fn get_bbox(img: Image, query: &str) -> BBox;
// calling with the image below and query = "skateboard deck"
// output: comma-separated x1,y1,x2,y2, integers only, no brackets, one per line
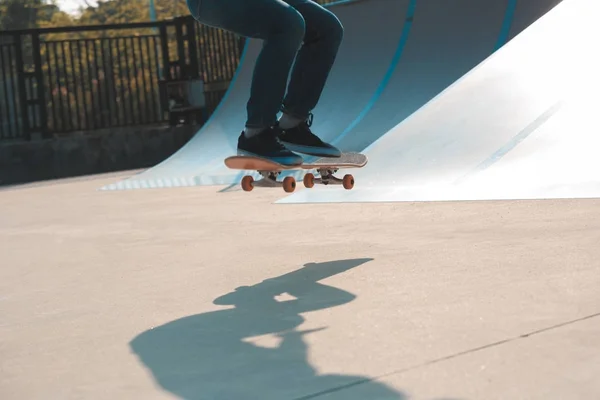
224,152,368,193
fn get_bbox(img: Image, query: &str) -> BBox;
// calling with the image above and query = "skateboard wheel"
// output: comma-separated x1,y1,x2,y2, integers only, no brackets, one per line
283,176,296,193
342,174,354,190
241,175,254,192
303,173,315,188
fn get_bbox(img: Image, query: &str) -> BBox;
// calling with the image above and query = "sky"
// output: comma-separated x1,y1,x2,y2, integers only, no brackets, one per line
55,0,98,15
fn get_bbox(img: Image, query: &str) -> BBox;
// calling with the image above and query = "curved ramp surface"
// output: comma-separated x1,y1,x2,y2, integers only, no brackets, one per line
279,0,600,204
104,0,554,190
103,0,409,190
329,0,563,151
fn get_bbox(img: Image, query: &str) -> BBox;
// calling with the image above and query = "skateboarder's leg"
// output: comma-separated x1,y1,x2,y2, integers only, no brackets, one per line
281,0,343,121
186,0,304,165
277,0,344,157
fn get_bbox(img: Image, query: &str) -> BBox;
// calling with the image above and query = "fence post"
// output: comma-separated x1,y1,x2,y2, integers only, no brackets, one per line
174,17,186,79
31,32,48,139
185,16,199,79
12,33,31,141
159,23,171,80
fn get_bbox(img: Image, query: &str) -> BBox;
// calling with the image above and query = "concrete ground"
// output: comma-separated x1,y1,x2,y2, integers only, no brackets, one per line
1,172,599,400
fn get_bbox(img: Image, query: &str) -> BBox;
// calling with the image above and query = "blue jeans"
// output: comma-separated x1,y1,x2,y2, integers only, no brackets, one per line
186,0,344,128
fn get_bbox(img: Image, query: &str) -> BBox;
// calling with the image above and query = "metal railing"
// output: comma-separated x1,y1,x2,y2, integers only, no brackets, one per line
0,16,243,140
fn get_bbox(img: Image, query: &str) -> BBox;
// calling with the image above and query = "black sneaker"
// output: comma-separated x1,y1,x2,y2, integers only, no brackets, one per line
237,126,303,166
278,114,342,158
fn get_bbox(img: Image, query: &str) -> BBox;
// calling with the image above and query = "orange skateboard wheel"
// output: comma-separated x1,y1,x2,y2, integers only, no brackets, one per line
241,175,254,191
303,173,315,188
283,176,296,193
342,174,354,190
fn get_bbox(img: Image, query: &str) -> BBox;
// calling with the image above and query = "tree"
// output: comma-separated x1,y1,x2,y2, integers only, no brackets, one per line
0,0,64,31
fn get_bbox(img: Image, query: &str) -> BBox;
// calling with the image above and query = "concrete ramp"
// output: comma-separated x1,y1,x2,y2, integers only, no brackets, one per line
103,0,559,190
280,0,600,204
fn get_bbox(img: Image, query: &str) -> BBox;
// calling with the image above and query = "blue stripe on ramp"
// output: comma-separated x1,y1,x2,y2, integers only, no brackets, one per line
330,0,418,147
456,100,563,184
495,0,518,50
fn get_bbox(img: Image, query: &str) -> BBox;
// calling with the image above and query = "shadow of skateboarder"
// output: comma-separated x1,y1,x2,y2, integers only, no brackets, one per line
129,258,407,399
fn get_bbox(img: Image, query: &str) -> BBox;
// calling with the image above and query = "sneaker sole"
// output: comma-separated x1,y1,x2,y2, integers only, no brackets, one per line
236,149,303,166
279,142,342,158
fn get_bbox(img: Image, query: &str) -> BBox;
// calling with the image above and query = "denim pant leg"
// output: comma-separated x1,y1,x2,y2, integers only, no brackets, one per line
186,0,306,128
281,0,344,120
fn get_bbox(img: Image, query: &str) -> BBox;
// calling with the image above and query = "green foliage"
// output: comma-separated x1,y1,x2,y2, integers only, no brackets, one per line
0,0,64,31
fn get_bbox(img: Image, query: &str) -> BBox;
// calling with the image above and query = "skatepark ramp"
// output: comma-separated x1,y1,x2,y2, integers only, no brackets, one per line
280,0,600,204
103,0,559,190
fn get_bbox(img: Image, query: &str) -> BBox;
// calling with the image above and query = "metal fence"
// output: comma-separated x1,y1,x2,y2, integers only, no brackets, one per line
0,16,243,141
43,35,162,132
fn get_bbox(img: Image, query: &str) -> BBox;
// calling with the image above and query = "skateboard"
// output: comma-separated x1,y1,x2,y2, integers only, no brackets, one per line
224,152,368,193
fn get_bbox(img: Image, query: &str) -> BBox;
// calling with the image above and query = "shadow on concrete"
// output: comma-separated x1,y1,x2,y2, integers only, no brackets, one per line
129,258,407,399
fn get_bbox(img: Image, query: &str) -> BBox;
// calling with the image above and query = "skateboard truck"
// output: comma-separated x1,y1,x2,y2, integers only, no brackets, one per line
303,168,354,190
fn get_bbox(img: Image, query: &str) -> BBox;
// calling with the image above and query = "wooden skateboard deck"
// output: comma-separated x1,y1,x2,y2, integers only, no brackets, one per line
224,152,367,193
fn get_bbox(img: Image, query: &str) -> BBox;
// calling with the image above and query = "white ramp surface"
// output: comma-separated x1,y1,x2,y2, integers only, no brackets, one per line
280,0,600,204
